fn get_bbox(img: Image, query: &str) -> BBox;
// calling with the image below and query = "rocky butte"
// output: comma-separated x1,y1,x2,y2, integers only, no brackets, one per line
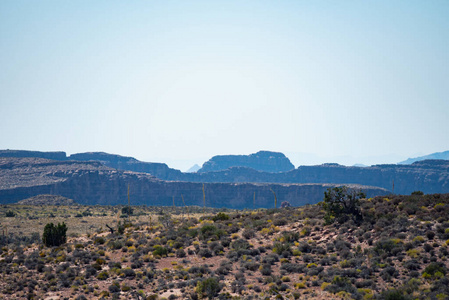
197,150,295,173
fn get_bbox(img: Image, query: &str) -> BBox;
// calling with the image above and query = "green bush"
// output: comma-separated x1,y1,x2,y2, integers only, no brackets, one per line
380,289,409,300
213,212,230,222
196,277,221,299
422,262,446,280
42,222,67,247
152,245,168,257
272,242,291,256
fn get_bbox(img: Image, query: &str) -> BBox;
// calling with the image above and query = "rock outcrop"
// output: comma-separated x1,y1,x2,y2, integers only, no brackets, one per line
0,157,389,208
2,150,449,196
198,151,295,173
68,152,184,179
186,161,449,195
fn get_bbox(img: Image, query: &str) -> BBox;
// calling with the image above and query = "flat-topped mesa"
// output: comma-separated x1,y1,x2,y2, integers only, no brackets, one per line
68,152,183,179
0,149,67,161
198,150,295,173
0,157,389,208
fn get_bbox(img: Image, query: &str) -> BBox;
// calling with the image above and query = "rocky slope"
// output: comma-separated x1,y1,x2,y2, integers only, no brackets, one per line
198,150,295,173
0,157,388,208
1,193,448,299
17,194,76,205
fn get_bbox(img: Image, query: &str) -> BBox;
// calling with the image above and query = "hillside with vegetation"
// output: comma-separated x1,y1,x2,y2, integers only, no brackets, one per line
1,191,448,299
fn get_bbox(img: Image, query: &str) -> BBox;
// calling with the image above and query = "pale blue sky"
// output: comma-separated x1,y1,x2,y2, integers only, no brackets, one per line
1,1,448,171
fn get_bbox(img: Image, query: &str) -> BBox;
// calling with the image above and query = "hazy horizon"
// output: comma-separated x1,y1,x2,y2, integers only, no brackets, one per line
1,1,448,172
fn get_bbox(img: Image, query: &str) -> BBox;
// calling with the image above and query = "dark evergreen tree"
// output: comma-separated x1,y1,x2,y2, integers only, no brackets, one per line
42,222,67,247
322,186,365,225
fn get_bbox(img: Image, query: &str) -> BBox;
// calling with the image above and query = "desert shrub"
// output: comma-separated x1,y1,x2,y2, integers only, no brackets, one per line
108,261,122,269
5,210,15,217
231,239,250,251
97,271,109,280
379,289,410,300
324,275,357,296
381,266,398,281
187,228,199,239
220,236,231,248
423,243,433,252
82,209,92,217
216,260,232,275
208,241,223,254
280,263,305,274
281,231,300,243
261,253,279,265
426,231,436,240
422,262,446,280
404,259,421,271
94,237,105,245
298,242,312,253
199,225,225,241
122,268,136,278
85,265,97,278
260,264,272,276
272,242,291,256
176,249,186,258
197,248,212,258
121,206,133,215
242,261,259,271
42,222,67,247
108,282,120,293
212,212,229,222
374,239,402,256
108,240,123,250
242,228,256,239
152,245,168,257
130,260,143,269
190,264,209,273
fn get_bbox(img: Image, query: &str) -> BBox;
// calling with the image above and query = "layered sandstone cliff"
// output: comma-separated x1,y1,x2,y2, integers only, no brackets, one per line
0,157,388,208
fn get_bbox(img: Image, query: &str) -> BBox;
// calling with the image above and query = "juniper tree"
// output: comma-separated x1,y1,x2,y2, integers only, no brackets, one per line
322,186,365,225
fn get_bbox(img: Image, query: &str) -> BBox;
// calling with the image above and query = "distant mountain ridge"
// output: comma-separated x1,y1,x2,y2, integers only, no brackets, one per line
1,150,449,196
198,150,295,173
186,164,201,173
399,150,449,164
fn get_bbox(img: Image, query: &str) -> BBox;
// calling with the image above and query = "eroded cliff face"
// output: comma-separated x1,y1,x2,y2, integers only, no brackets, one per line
2,150,448,196
63,152,449,195
0,157,389,208
68,152,184,179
